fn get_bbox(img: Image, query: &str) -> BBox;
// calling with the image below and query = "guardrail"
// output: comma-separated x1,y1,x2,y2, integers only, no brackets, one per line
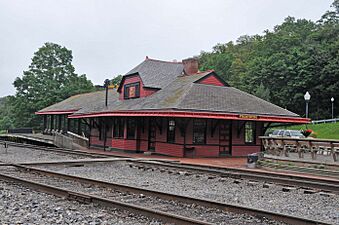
311,118,339,124
259,136,339,162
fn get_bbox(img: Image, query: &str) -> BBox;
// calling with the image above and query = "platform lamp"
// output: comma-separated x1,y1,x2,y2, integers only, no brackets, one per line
304,91,311,118
331,97,334,120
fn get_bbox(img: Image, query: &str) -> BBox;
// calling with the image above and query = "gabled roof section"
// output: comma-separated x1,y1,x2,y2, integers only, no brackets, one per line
194,71,229,87
122,58,184,90
36,90,119,115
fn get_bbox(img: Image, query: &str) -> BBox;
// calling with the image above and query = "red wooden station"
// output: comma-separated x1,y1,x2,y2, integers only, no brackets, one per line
36,57,308,157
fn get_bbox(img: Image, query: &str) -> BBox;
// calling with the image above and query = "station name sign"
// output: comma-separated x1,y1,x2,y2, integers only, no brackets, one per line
238,114,258,119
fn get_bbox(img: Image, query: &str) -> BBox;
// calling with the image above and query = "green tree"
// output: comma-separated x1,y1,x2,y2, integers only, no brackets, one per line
254,83,270,101
0,96,15,130
111,75,123,86
12,42,95,128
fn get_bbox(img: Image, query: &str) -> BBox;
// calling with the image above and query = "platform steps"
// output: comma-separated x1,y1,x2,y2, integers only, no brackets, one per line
257,158,339,179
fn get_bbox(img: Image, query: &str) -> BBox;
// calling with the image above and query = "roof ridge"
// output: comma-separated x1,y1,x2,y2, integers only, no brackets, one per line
145,56,183,64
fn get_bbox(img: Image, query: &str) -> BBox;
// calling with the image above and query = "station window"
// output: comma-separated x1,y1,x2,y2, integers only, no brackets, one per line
244,121,255,144
113,118,124,138
167,119,176,143
124,82,140,99
193,119,207,144
126,118,136,139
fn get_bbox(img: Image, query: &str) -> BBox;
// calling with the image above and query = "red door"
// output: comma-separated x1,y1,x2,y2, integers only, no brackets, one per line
148,119,156,151
219,121,232,156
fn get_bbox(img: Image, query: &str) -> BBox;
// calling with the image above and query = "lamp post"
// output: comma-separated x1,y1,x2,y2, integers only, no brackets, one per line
103,79,110,151
104,79,110,107
304,91,311,118
331,97,334,119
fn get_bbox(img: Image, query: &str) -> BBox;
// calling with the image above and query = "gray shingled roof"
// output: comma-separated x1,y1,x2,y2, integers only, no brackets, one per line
39,58,300,118
38,90,119,113
125,58,184,89
72,73,299,118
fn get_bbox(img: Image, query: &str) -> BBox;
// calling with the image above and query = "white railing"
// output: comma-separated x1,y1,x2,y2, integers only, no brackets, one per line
311,118,339,124
67,131,89,148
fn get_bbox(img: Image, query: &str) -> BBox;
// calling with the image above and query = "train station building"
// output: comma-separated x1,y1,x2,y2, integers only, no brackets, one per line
36,57,308,157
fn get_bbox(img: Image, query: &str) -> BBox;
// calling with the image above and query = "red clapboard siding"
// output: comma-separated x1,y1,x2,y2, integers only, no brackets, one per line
232,146,261,156
197,74,225,86
119,75,157,100
112,139,137,150
90,137,112,147
156,143,184,157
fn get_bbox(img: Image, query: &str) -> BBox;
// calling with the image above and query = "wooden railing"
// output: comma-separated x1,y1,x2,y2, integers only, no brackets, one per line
259,136,339,162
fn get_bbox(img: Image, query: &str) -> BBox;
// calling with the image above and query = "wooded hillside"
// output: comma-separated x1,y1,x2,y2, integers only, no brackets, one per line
199,0,338,119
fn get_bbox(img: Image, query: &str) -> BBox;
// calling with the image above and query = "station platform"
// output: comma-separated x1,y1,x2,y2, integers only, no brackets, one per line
0,133,54,145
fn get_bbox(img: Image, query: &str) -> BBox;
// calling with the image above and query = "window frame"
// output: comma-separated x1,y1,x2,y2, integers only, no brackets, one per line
124,82,140,99
126,118,136,139
244,121,256,144
192,119,207,144
113,118,124,139
167,118,176,143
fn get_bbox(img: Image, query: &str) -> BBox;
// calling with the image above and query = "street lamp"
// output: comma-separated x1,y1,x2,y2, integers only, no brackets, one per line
304,91,311,118
331,97,334,119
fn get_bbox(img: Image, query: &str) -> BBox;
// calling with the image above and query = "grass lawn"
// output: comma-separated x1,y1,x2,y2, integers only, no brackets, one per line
277,122,339,139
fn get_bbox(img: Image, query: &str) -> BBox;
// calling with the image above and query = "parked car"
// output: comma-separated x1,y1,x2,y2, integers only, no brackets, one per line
269,129,305,138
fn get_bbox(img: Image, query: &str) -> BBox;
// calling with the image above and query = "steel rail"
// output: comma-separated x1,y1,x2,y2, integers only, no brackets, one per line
0,172,211,225
1,140,338,193
130,161,339,194
1,163,330,225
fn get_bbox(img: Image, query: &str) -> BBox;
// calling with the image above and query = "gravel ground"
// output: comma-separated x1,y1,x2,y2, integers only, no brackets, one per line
0,146,90,163
37,161,339,224
1,166,284,225
0,180,161,225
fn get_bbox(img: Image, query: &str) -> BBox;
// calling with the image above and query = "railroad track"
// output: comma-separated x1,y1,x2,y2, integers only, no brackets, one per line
0,162,330,225
0,140,109,158
1,140,338,193
129,160,339,194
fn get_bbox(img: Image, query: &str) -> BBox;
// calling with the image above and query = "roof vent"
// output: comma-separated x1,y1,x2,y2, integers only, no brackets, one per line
182,58,198,75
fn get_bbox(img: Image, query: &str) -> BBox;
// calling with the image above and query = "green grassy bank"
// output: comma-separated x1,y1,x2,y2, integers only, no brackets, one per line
277,122,339,139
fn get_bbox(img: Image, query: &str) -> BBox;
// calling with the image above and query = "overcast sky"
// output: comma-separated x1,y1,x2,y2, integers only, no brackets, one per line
0,0,333,97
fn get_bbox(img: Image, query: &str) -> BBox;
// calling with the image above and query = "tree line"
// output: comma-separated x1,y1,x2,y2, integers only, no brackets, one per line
0,1,338,131
0,43,95,130
198,0,338,119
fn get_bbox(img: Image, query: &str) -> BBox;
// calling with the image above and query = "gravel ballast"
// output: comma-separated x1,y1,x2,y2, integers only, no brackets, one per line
0,146,90,163
1,166,284,225
37,161,339,224
0,180,161,225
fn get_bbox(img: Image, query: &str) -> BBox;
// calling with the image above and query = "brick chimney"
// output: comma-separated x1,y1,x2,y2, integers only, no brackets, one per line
182,58,199,75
